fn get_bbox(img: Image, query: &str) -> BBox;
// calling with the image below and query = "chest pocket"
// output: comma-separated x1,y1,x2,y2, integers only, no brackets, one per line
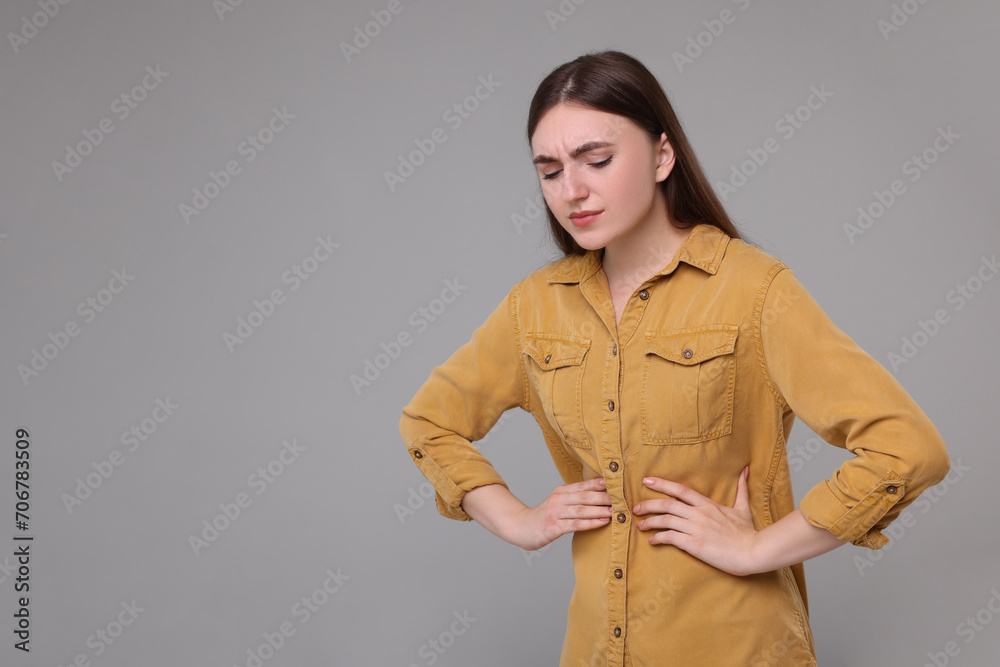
640,325,739,445
523,333,591,449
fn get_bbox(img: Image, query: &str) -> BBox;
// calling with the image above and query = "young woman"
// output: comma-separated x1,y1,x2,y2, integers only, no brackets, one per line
399,50,950,666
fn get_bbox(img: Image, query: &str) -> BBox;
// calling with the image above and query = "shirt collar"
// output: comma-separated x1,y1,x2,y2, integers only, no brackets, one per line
546,223,731,285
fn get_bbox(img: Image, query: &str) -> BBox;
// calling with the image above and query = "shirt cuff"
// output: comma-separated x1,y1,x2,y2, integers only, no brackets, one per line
799,469,908,549
407,444,509,521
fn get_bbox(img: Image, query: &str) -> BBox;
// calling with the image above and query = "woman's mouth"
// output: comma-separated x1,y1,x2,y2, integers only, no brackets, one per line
569,210,603,227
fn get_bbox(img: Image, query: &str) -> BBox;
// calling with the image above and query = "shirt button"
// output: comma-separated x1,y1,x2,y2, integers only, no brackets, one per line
413,451,423,459
887,485,897,494
617,512,626,523
544,353,551,363
682,348,694,359
612,344,617,355
614,568,623,579
608,400,615,411
609,461,619,472
638,289,649,300
614,627,622,638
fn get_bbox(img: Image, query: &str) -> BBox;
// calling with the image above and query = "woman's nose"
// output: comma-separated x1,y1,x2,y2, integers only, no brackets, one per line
560,166,588,202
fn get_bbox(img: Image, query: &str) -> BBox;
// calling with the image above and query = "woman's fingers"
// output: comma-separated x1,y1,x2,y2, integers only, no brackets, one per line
636,513,688,533
733,466,750,511
557,479,612,508
568,517,612,531
569,490,612,506
562,477,607,493
639,477,707,506
632,496,695,520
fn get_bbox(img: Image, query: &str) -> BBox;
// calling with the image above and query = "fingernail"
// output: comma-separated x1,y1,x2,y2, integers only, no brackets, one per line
643,478,653,485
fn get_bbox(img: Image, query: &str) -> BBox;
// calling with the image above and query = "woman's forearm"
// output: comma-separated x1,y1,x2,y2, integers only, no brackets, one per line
462,478,614,551
749,509,847,573
461,484,529,545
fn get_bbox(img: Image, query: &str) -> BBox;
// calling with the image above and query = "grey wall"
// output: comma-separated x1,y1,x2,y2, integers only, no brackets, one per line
1,1,997,665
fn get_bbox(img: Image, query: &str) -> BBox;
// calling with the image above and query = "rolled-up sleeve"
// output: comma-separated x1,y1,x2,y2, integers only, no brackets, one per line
756,265,951,549
399,282,527,521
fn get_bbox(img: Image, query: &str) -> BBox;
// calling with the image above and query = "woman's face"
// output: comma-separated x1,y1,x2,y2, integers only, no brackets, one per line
530,103,675,251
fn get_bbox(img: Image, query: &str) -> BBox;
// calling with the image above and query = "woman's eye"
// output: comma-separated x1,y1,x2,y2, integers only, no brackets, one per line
541,156,612,181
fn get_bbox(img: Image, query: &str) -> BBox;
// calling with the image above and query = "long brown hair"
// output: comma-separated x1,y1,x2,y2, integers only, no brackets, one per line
526,50,743,255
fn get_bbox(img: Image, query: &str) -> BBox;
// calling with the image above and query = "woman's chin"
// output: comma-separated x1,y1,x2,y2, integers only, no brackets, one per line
566,229,609,251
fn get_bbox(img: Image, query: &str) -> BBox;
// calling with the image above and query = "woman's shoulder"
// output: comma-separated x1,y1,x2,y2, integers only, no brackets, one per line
515,249,602,290
720,235,789,279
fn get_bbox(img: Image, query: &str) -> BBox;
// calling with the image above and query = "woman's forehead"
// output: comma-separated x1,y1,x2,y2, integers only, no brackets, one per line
531,105,634,154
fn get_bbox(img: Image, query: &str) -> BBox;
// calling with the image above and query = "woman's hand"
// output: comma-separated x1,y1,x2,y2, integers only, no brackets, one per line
632,466,760,576
513,477,613,551
462,478,612,552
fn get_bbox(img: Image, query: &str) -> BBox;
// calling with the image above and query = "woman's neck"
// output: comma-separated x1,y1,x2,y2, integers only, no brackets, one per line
601,220,693,294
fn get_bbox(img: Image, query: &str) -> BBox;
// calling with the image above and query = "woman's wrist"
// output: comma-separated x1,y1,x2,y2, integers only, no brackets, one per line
461,484,530,547
746,509,847,574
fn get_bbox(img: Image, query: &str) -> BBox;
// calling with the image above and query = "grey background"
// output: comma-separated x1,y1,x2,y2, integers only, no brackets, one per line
1,0,997,665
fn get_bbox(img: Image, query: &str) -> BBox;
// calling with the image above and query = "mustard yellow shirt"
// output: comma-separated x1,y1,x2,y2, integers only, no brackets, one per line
399,223,950,666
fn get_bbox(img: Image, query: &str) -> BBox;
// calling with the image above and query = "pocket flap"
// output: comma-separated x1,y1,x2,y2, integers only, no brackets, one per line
644,325,739,365
524,333,591,369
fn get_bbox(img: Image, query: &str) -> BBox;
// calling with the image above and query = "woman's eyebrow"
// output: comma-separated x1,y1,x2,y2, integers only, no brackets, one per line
532,141,614,165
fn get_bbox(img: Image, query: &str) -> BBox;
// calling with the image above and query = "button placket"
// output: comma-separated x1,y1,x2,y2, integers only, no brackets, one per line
603,329,628,666
582,273,646,667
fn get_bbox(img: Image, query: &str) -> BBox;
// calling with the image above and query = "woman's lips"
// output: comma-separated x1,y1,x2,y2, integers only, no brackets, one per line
569,210,603,227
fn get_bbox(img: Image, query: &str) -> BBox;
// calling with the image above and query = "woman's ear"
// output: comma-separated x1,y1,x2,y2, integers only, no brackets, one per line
654,132,676,183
